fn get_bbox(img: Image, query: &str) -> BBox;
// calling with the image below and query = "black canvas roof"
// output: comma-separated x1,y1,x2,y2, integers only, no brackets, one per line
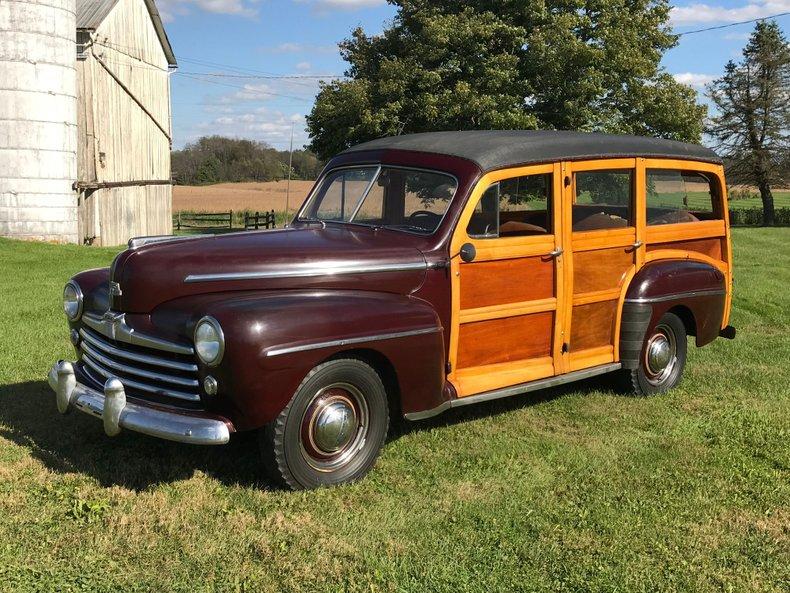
341,130,721,171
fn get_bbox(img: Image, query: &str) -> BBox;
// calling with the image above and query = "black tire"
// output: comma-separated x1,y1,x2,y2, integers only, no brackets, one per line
626,311,688,396
259,358,389,490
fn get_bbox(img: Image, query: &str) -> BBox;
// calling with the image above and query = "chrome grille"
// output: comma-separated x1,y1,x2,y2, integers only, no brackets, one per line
78,327,201,403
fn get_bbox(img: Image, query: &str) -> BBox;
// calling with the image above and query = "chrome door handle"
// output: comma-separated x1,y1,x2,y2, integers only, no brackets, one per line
548,247,563,258
631,241,643,249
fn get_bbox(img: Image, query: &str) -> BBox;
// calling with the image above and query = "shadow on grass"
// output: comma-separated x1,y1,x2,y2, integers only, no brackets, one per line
0,373,621,491
390,373,623,439
0,380,271,491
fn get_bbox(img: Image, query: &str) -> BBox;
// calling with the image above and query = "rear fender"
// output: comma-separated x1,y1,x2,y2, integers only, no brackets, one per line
620,260,726,369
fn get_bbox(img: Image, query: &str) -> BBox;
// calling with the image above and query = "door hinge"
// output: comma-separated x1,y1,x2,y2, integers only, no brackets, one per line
564,175,571,187
561,342,569,354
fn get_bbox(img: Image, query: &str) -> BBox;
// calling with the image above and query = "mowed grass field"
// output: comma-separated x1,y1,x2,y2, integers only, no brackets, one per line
0,229,788,592
173,180,316,214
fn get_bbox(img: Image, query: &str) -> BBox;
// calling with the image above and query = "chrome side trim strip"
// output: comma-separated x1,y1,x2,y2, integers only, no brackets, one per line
80,356,201,402
404,363,622,421
625,289,725,304
80,329,198,372
266,326,441,357
82,312,194,355
81,342,199,388
48,362,230,445
184,261,428,284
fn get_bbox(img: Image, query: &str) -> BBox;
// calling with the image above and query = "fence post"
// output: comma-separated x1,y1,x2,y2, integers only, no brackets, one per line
255,211,260,230
229,210,233,230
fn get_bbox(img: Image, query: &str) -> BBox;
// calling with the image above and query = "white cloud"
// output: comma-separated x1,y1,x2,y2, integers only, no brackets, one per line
263,42,338,54
295,61,312,71
221,83,274,102
295,0,386,12
670,0,790,26
673,72,718,88
158,0,259,22
723,31,753,39
195,110,308,147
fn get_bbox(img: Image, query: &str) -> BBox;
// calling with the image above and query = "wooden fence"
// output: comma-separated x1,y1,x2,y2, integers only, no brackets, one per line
244,210,276,230
174,211,233,231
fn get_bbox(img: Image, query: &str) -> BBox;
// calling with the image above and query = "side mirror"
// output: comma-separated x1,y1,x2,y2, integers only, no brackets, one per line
459,242,476,263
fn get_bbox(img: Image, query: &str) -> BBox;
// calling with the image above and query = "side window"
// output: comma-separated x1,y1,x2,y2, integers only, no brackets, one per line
572,169,633,231
467,173,552,238
646,169,720,225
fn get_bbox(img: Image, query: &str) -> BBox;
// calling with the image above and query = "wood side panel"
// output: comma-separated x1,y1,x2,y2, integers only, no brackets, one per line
646,238,722,261
570,300,617,352
572,247,633,295
457,312,553,368
460,256,554,310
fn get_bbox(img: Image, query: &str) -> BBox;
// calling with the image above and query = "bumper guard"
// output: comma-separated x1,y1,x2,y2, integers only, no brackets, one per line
48,361,231,445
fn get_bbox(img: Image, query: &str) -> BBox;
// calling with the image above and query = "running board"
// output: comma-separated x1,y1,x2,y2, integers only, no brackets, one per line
404,363,622,421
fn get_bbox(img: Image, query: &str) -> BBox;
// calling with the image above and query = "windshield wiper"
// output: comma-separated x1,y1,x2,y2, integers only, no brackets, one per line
381,224,431,234
294,217,327,228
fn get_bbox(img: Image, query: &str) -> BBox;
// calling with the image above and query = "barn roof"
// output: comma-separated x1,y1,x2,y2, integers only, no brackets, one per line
76,0,177,66
341,130,721,171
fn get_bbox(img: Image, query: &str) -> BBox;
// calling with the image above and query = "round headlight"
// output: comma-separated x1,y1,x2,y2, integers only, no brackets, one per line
63,281,83,320
194,316,224,366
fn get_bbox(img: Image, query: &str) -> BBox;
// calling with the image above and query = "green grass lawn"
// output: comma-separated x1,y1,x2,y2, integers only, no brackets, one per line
0,229,788,592
729,190,790,210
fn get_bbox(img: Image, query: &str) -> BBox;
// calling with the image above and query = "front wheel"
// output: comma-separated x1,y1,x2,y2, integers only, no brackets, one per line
259,358,389,490
626,311,688,396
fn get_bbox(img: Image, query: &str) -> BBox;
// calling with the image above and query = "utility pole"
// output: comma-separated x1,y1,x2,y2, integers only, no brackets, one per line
285,121,294,226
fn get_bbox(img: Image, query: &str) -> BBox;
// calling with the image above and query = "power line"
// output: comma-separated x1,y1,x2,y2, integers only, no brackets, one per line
176,71,343,80
676,11,790,36
173,72,315,102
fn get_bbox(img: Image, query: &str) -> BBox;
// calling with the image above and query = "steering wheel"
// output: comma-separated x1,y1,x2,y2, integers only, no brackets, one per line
407,210,441,228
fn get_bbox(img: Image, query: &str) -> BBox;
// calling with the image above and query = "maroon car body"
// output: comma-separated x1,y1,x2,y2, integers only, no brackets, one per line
49,131,735,488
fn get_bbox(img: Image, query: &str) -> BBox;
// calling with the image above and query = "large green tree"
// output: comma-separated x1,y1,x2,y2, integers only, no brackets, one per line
307,0,706,159
707,21,790,226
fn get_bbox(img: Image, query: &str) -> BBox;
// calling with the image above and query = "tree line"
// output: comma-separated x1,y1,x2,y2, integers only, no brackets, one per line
306,1,788,226
171,136,323,186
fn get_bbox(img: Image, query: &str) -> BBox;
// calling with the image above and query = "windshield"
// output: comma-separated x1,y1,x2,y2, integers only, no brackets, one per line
299,166,458,234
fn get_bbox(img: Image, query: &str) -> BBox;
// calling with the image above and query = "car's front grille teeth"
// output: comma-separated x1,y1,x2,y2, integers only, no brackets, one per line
78,327,201,404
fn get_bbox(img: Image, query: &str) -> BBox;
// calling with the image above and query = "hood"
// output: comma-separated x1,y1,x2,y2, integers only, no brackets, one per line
111,226,429,313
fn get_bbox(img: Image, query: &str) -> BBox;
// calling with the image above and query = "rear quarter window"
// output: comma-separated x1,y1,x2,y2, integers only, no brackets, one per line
646,169,721,225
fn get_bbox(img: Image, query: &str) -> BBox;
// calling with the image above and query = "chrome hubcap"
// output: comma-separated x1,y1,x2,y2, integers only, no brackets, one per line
301,383,368,472
644,324,677,384
312,400,356,453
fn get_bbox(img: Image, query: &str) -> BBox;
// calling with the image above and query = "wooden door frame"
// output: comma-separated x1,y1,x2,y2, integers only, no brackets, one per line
562,158,642,370
448,163,565,397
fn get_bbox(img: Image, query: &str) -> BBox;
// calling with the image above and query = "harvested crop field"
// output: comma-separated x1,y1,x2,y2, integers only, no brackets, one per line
173,180,316,213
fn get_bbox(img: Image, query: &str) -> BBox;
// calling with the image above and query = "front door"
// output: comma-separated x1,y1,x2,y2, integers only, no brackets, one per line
561,159,641,371
449,164,566,397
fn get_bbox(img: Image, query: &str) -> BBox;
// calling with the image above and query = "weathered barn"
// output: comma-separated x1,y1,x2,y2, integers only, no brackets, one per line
76,0,176,245
0,0,175,245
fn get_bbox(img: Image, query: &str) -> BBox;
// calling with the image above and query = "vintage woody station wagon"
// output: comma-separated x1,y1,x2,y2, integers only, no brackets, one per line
50,131,736,489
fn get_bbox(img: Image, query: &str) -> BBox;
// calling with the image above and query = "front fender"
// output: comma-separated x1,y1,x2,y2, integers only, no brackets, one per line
155,290,445,430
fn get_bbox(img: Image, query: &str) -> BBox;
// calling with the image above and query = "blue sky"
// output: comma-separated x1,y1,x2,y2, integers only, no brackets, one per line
160,0,790,150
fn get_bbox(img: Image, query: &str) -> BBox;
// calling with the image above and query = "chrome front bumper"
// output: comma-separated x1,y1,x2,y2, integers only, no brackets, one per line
47,361,231,445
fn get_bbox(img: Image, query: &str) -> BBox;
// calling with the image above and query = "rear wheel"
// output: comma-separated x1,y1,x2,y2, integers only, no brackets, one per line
260,358,389,490
627,312,687,396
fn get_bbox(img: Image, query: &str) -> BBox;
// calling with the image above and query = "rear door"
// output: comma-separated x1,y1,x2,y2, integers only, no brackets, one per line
561,159,642,371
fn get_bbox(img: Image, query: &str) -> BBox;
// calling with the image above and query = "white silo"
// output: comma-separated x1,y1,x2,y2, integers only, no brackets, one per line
0,0,78,243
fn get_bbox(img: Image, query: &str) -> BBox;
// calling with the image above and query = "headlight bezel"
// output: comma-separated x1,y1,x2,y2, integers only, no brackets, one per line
63,281,84,321
194,316,225,367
